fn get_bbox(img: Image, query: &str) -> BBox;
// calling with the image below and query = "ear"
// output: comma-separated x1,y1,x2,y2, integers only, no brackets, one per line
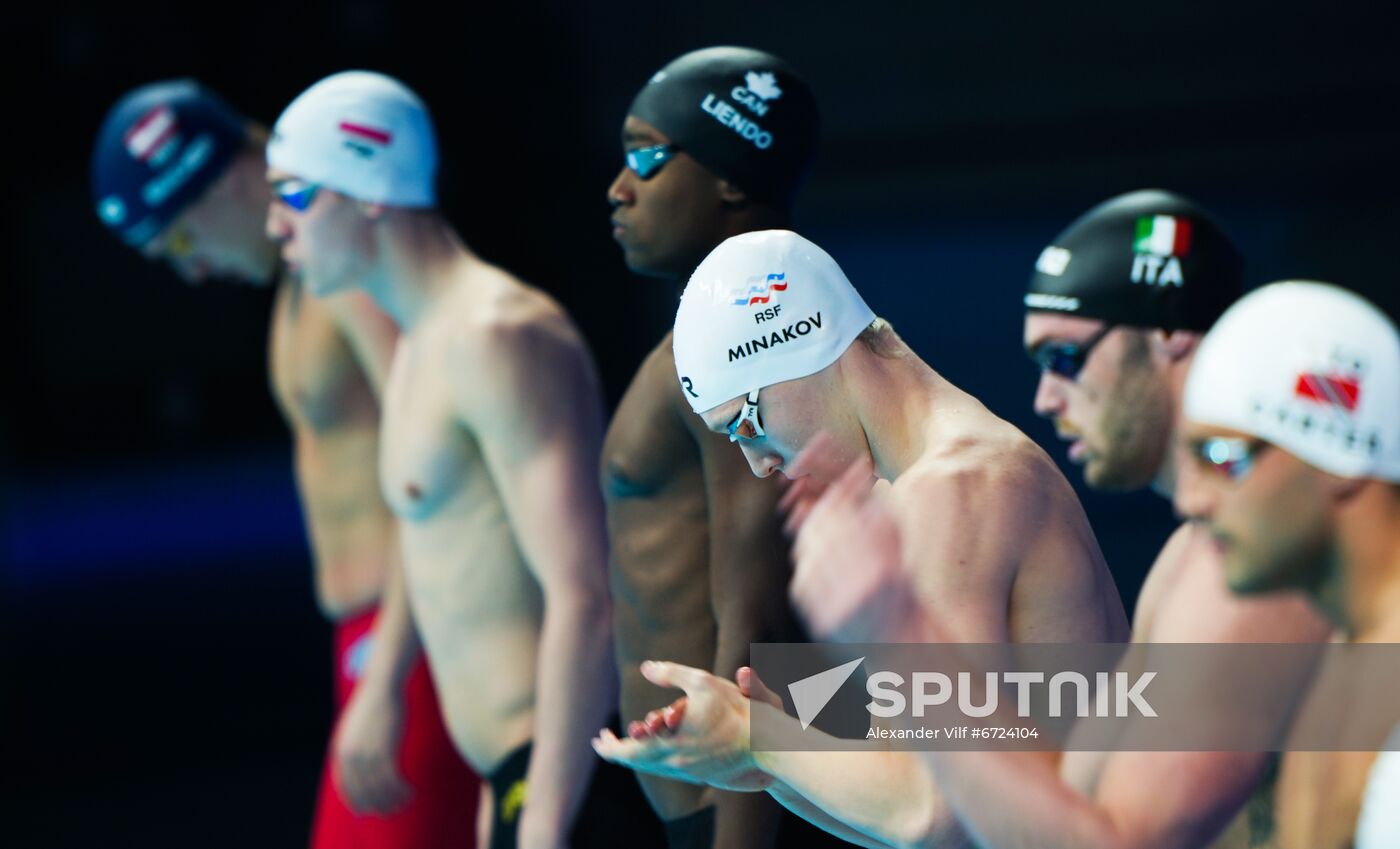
358,200,387,220
717,178,749,206
1159,329,1200,363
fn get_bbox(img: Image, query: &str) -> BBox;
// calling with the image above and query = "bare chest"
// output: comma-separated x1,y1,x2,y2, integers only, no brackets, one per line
269,286,376,431
380,339,484,521
600,342,700,501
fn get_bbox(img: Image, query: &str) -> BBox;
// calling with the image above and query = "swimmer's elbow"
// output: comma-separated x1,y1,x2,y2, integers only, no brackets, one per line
888,804,971,849
867,762,970,849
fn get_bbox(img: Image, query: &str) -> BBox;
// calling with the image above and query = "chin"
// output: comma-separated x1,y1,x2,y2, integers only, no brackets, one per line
1084,457,1152,493
623,252,676,280
1224,554,1289,596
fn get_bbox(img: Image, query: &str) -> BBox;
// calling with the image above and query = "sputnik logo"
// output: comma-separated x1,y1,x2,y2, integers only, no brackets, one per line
788,657,865,730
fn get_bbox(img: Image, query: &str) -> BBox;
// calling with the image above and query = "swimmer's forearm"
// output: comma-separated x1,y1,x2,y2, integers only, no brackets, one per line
519,587,615,844
359,541,420,694
924,750,1128,849
763,780,900,849
756,747,958,849
709,590,794,848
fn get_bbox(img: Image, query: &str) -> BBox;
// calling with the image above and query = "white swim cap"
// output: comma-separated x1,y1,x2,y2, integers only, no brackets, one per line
268,71,437,207
1185,281,1400,482
673,230,876,414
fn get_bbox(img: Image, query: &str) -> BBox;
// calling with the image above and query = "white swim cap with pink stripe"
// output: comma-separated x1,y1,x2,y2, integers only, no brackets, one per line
268,71,437,207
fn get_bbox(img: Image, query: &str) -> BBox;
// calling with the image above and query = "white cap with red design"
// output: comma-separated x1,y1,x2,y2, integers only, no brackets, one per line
1186,280,1400,481
268,70,437,207
673,230,877,415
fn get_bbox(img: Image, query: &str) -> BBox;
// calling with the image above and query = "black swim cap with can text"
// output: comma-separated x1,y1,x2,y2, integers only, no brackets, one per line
627,46,819,205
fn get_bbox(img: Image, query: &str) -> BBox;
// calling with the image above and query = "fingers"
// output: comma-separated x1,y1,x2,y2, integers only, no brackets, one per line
592,726,669,768
375,764,413,814
628,697,688,740
831,454,878,503
665,699,686,730
737,666,783,710
592,726,638,761
782,478,824,537
777,473,819,516
639,659,710,693
336,754,413,815
789,432,847,482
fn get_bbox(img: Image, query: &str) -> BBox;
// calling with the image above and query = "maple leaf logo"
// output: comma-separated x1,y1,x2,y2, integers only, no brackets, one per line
744,71,783,101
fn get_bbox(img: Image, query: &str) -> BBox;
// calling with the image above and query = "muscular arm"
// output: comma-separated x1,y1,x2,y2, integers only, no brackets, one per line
324,290,418,682
768,454,1058,846
759,750,961,849
454,314,614,846
681,351,796,849
323,289,422,811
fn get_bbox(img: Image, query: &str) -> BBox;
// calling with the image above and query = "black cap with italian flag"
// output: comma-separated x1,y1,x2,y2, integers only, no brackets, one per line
1024,189,1244,333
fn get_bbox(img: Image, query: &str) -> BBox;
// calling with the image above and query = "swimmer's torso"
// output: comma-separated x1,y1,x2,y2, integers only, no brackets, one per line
601,332,717,817
379,275,544,773
1063,524,1328,848
1274,619,1400,849
269,279,394,619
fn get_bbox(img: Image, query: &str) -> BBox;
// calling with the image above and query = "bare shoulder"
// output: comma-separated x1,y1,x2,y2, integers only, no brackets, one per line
1145,523,1331,643
1130,523,1196,637
897,420,1066,526
439,263,593,374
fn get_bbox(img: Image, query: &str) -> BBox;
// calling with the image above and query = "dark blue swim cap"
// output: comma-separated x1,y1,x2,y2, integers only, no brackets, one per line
628,47,819,205
91,80,248,247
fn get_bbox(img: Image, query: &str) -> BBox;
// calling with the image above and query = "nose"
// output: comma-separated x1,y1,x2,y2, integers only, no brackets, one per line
265,200,291,242
1172,456,1218,522
1032,370,1068,419
607,166,634,208
739,444,783,479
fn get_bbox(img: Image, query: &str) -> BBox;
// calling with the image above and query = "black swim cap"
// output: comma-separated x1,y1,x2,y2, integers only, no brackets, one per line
1025,189,1243,332
627,46,819,205
91,80,248,248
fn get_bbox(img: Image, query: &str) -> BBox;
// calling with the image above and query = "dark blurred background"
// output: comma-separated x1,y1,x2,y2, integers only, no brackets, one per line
6,1,1400,844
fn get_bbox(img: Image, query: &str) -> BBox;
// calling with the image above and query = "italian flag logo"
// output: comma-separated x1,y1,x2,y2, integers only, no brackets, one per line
1134,215,1192,257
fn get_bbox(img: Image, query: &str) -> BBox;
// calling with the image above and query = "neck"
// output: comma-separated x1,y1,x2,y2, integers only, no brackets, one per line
667,206,792,289
841,341,947,481
229,152,281,281
1332,484,1400,639
1150,349,1196,499
364,212,475,329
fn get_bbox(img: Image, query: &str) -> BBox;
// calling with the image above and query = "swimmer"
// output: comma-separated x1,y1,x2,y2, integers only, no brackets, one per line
91,79,481,848
265,71,661,849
